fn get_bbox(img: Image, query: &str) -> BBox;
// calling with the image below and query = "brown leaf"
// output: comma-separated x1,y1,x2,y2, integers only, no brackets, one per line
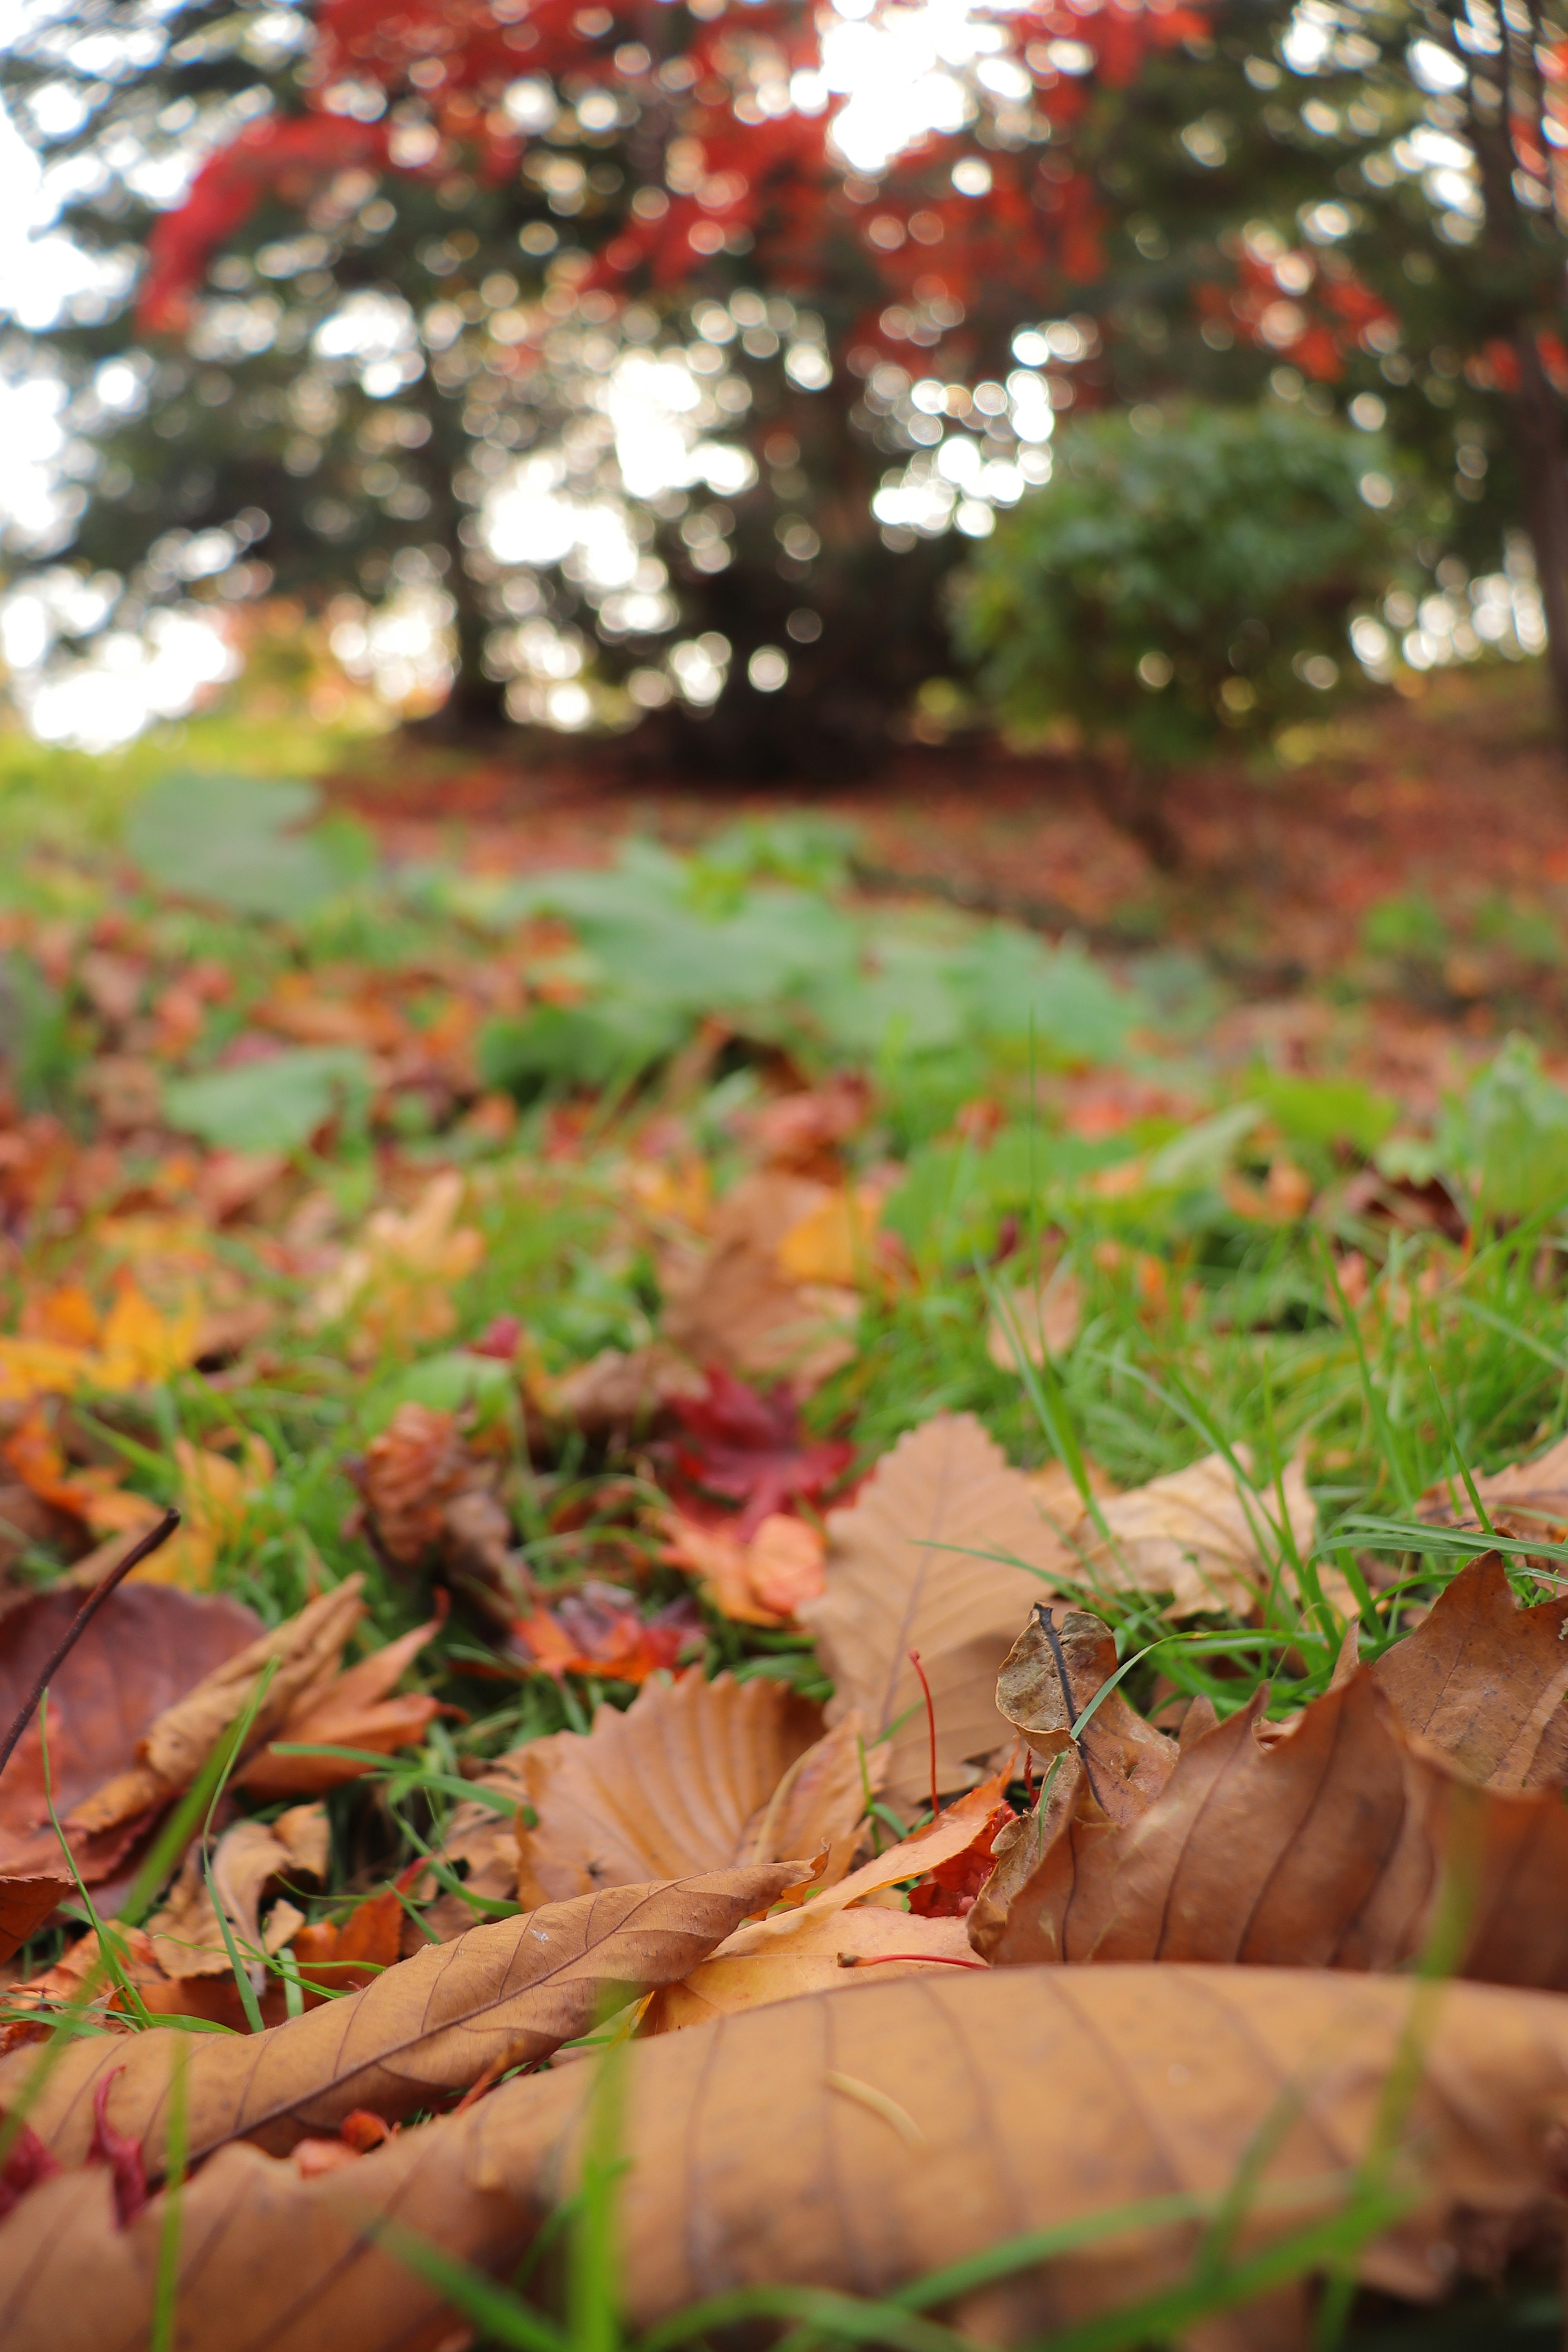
1419,1430,1568,1547
515,1670,869,1908
994,1602,1177,1821
1373,1553,1568,1788
9,1966,1568,2349
357,1402,470,1567
973,1662,1568,1988
0,1876,71,1965
1065,1448,1334,1620
237,1606,444,1798
800,1414,1070,1813
143,1817,314,1981
659,1169,859,1390
643,1902,980,2031
2,1867,802,2180
0,1584,260,1884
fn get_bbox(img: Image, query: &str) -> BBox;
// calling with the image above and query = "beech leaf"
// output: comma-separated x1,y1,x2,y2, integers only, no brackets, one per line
9,1967,1568,2349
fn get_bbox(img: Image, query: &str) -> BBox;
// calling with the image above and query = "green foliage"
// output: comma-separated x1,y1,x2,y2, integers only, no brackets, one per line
1444,1037,1568,1219
162,1044,372,1152
126,771,372,920
957,403,1403,766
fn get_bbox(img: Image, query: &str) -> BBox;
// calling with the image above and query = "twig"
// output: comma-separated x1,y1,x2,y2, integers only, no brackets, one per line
1032,1601,1108,1813
0,1508,180,1783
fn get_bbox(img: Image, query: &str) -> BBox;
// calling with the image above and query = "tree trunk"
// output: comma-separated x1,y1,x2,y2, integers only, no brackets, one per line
1513,329,1568,753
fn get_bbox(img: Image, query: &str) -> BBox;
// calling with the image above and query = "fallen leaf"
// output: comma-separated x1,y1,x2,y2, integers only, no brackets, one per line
994,1602,1177,1821
143,1811,326,1980
310,1173,483,1361
0,1278,203,1407
0,1584,261,1884
508,1582,693,1686
357,1401,470,1568
541,1343,706,1435
800,1414,1071,1813
0,1875,71,1965
659,1508,826,1625
131,1433,276,1590
775,1180,886,1287
10,1967,1568,2348
642,1902,979,2031
986,1266,1083,1371
238,1608,444,1798
1066,1447,1335,1620
668,1369,854,1539
1419,1430,1568,1547
659,1170,860,1390
973,1656,1568,1988
4,1868,805,2177
515,1670,871,1907
1372,1553,1568,1788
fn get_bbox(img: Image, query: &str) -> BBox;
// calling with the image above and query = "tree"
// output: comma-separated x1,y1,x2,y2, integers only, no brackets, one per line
956,401,1404,861
1,0,1215,773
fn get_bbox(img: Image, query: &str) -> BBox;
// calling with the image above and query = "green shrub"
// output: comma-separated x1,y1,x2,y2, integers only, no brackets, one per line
956,402,1403,788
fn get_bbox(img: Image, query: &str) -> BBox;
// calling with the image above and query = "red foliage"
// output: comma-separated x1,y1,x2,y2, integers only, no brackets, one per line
138,115,395,331
906,1800,1016,1918
669,1369,853,1539
137,0,1215,348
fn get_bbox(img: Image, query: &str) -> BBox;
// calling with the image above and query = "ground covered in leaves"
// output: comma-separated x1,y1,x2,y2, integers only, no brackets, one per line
4,697,1568,2349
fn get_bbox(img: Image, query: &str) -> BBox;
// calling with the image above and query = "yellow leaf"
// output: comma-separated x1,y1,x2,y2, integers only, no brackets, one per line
776,1183,883,1288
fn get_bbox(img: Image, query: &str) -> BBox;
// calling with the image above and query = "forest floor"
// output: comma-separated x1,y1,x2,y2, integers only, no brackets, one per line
1,663,1568,2350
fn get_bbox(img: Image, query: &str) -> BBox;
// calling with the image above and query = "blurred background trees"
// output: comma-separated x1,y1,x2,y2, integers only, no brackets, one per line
0,0,1564,784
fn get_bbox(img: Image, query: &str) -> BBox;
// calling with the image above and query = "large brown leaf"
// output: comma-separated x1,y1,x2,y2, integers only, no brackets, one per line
0,1584,260,1884
8,1966,1568,2351
514,1669,871,1907
1371,1552,1568,1788
973,1661,1568,1986
800,1414,1069,1813
1064,1448,1335,1619
0,1866,802,2178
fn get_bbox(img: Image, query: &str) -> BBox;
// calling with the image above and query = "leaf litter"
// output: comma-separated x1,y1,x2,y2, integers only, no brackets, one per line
9,786,1568,2343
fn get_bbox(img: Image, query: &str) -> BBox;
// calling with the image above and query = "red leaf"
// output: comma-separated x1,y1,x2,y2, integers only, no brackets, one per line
669,1372,853,1541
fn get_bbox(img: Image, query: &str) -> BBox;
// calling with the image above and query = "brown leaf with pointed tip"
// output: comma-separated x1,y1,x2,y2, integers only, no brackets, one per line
0,1584,260,1884
994,1603,1176,1822
1,1866,802,2180
1419,1431,1568,1547
9,1966,1568,2351
973,1664,1568,1988
643,1902,979,2031
515,1669,871,1908
237,1607,444,1798
1372,1553,1568,1788
1065,1448,1337,1621
800,1414,1071,1813
659,1170,859,1390
0,1875,70,1965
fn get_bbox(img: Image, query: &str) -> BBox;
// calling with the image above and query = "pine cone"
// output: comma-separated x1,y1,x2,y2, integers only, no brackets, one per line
360,1403,468,1567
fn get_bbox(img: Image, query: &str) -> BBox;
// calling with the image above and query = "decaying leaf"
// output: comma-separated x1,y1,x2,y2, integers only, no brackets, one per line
800,1414,1070,1813
643,1902,979,2031
1065,1447,1334,1619
143,1807,328,1980
2,1868,802,2180
357,1402,470,1568
11,1967,1568,2350
0,1876,71,1966
0,1584,261,1884
658,1507,826,1625
515,1670,873,1907
994,1602,1177,1820
238,1609,445,1798
1419,1431,1568,1547
1372,1553,1568,1788
659,1170,860,1390
973,1645,1568,1988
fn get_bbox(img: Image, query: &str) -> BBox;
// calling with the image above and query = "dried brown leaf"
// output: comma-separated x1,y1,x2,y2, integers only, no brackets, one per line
973,1663,1568,1987
1419,1431,1568,1546
515,1670,867,1907
0,1875,70,1966
0,1584,260,1884
1066,1448,1334,1620
643,1902,979,2031
2,1866,802,2178
994,1603,1177,1821
986,1267,1083,1371
238,1607,443,1798
1372,1553,1568,1787
9,1967,1568,2350
659,1170,858,1390
800,1414,1070,1813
